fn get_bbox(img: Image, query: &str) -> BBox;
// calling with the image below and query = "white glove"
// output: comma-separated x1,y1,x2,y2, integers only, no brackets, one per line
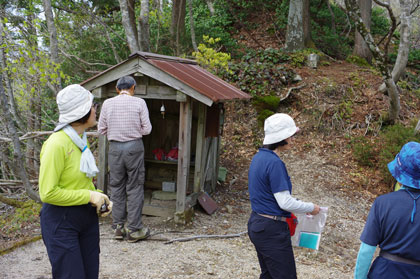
100,201,113,217
89,190,110,214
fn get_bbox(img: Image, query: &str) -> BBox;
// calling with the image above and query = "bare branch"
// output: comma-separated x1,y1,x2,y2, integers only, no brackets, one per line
59,49,113,67
165,231,247,244
0,131,100,143
373,0,397,60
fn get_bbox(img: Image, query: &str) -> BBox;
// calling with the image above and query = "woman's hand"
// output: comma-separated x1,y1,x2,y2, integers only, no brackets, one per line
100,201,113,217
310,204,320,215
89,191,111,214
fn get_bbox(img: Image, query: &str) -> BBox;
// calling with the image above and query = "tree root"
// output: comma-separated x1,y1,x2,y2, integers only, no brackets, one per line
0,194,26,208
0,235,42,256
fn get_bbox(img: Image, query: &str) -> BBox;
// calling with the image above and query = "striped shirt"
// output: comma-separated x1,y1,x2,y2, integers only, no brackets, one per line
98,94,152,142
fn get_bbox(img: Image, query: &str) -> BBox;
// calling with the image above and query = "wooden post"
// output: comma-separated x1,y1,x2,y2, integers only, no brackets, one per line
214,104,224,191
211,137,218,192
175,96,192,223
193,102,206,193
97,134,108,193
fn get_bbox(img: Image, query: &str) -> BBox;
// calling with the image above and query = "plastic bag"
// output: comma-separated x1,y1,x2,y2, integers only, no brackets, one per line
291,207,328,250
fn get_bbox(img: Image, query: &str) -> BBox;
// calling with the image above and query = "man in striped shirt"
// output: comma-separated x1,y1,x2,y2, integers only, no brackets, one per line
98,75,152,242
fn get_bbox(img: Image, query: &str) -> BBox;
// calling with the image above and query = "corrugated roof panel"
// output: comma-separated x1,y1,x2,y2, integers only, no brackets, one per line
146,58,250,102
81,52,251,103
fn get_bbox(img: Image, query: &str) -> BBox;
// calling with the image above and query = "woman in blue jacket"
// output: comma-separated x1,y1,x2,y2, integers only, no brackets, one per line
355,142,420,279
247,113,320,279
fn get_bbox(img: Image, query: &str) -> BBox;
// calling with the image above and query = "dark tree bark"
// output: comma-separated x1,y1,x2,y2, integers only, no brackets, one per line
139,0,151,52
302,0,313,48
353,0,372,63
171,0,186,55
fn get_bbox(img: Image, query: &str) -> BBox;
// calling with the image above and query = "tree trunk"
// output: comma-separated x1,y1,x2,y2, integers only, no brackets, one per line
379,0,412,92
118,0,139,53
171,0,186,55
302,0,314,48
285,0,305,51
206,0,215,16
0,73,40,202
139,0,151,52
25,12,37,178
353,0,372,63
189,0,198,51
42,0,62,91
345,0,399,123
0,14,23,130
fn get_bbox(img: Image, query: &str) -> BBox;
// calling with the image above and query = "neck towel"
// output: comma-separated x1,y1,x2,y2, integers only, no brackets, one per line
62,125,99,178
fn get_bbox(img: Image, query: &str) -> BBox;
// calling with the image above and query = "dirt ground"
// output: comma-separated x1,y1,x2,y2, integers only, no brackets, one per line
0,146,374,279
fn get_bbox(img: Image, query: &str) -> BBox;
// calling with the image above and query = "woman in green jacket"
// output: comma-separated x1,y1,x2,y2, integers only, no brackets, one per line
39,84,112,279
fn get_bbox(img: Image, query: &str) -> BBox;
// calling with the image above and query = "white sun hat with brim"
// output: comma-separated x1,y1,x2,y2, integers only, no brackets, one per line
54,84,94,132
263,113,299,145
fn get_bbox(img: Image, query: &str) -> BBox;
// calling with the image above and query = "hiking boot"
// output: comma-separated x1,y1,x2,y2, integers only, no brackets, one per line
114,224,126,240
126,227,150,243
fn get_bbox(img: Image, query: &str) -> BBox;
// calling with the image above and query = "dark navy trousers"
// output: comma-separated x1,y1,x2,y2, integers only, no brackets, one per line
40,203,100,279
248,211,297,279
368,257,420,279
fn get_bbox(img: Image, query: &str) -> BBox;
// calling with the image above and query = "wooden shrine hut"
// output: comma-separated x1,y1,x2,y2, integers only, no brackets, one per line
81,52,250,223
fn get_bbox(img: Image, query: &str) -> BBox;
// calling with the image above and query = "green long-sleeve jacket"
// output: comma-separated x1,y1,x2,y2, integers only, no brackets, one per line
39,130,96,206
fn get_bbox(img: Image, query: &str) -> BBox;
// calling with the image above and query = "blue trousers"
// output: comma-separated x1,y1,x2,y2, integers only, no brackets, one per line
248,211,297,279
40,203,100,279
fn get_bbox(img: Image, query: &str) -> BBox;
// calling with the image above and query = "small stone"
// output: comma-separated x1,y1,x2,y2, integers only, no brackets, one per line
293,74,303,82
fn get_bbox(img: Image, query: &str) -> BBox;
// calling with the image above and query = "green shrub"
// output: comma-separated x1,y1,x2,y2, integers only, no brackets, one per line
224,48,295,97
309,0,352,59
352,136,376,167
252,95,281,111
257,109,275,127
352,123,420,185
408,49,420,70
346,55,371,67
378,123,420,184
190,0,238,55
371,7,390,36
192,36,232,76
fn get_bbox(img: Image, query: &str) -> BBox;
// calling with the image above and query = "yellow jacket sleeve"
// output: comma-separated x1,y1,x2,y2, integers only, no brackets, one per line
39,132,93,206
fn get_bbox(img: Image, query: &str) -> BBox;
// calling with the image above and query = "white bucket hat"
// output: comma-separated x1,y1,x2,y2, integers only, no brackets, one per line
54,84,94,132
263,113,299,145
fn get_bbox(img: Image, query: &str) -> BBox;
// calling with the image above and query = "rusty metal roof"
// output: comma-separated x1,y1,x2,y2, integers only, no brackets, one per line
82,52,250,103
